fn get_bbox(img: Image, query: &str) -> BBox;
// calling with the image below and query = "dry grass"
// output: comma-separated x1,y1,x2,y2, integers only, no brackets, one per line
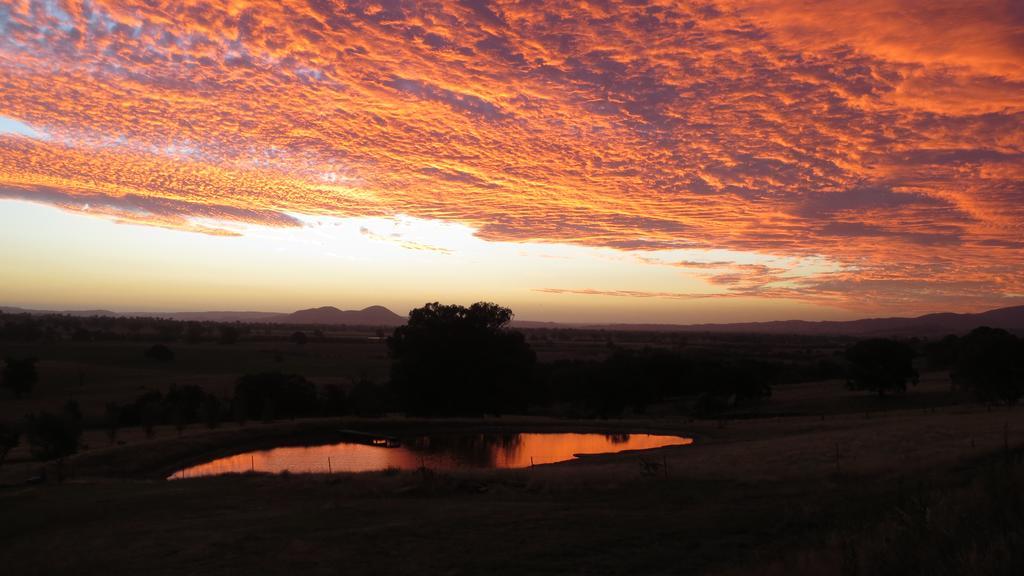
717,456,1024,576
2,362,1023,575
1,405,1022,575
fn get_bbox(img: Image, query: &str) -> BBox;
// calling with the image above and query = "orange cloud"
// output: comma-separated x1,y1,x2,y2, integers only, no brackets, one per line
0,0,1021,312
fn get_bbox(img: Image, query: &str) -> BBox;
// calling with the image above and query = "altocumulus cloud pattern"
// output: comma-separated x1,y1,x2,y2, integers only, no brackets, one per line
0,0,1022,310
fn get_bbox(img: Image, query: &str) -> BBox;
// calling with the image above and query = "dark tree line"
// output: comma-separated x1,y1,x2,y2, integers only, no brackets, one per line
4,306,1021,464
0,372,391,466
0,312,371,344
947,327,1024,404
387,303,1024,417
848,328,1024,404
920,327,1024,404
96,372,390,444
533,349,778,418
386,302,787,418
0,401,84,468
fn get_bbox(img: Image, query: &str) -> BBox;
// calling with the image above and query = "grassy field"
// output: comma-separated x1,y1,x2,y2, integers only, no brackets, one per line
0,338,390,425
2,334,1023,574
2,399,1022,574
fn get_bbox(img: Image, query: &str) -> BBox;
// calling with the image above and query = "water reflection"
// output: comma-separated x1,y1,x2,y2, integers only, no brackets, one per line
169,432,692,479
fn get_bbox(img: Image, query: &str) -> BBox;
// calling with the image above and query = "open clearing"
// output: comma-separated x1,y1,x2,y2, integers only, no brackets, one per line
2,377,1022,574
2,336,1021,575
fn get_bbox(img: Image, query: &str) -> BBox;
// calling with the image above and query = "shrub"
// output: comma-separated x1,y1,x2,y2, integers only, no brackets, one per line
2,356,38,398
25,403,82,461
144,344,175,362
0,423,20,468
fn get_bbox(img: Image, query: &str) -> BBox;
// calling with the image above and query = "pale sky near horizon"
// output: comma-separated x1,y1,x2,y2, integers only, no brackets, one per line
0,199,858,323
1,1,1022,322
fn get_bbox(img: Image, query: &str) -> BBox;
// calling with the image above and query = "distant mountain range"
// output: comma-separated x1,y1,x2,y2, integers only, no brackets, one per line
580,305,1024,337
2,304,1023,336
279,306,405,326
1,307,123,318
0,305,407,327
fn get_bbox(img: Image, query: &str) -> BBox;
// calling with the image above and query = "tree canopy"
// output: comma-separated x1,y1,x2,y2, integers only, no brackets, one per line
952,327,1024,405
25,402,82,461
845,338,918,397
387,302,535,416
233,371,319,422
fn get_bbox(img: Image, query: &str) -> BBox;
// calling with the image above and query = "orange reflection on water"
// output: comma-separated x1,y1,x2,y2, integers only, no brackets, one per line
169,433,692,479
487,433,692,468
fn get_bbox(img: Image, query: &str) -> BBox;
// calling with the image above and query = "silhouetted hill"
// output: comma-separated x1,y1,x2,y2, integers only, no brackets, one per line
510,319,563,329
0,304,407,327
0,306,119,317
601,305,1024,336
160,305,406,326
277,305,406,326
4,303,1022,334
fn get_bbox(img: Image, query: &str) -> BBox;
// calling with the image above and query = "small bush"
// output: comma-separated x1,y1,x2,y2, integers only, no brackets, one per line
144,344,175,363
0,422,20,468
25,403,82,461
2,356,38,398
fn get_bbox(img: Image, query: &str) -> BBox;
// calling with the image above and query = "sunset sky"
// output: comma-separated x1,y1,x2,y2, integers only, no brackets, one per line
1,0,1022,323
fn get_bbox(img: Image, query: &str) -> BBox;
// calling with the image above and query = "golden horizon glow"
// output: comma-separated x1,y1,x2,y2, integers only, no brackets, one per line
1,1,1022,319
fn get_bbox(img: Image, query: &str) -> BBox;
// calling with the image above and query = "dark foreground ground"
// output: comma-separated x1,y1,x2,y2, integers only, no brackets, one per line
2,400,1023,575
1,335,1022,575
1,468,820,575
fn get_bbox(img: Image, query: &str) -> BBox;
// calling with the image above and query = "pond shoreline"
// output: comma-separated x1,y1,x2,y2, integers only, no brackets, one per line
67,416,700,480
169,430,693,478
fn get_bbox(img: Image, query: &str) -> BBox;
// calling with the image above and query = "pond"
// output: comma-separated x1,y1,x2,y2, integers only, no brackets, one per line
169,432,692,479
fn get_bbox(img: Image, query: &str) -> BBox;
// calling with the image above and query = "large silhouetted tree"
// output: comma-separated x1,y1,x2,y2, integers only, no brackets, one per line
952,327,1024,405
845,338,918,397
387,302,535,416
